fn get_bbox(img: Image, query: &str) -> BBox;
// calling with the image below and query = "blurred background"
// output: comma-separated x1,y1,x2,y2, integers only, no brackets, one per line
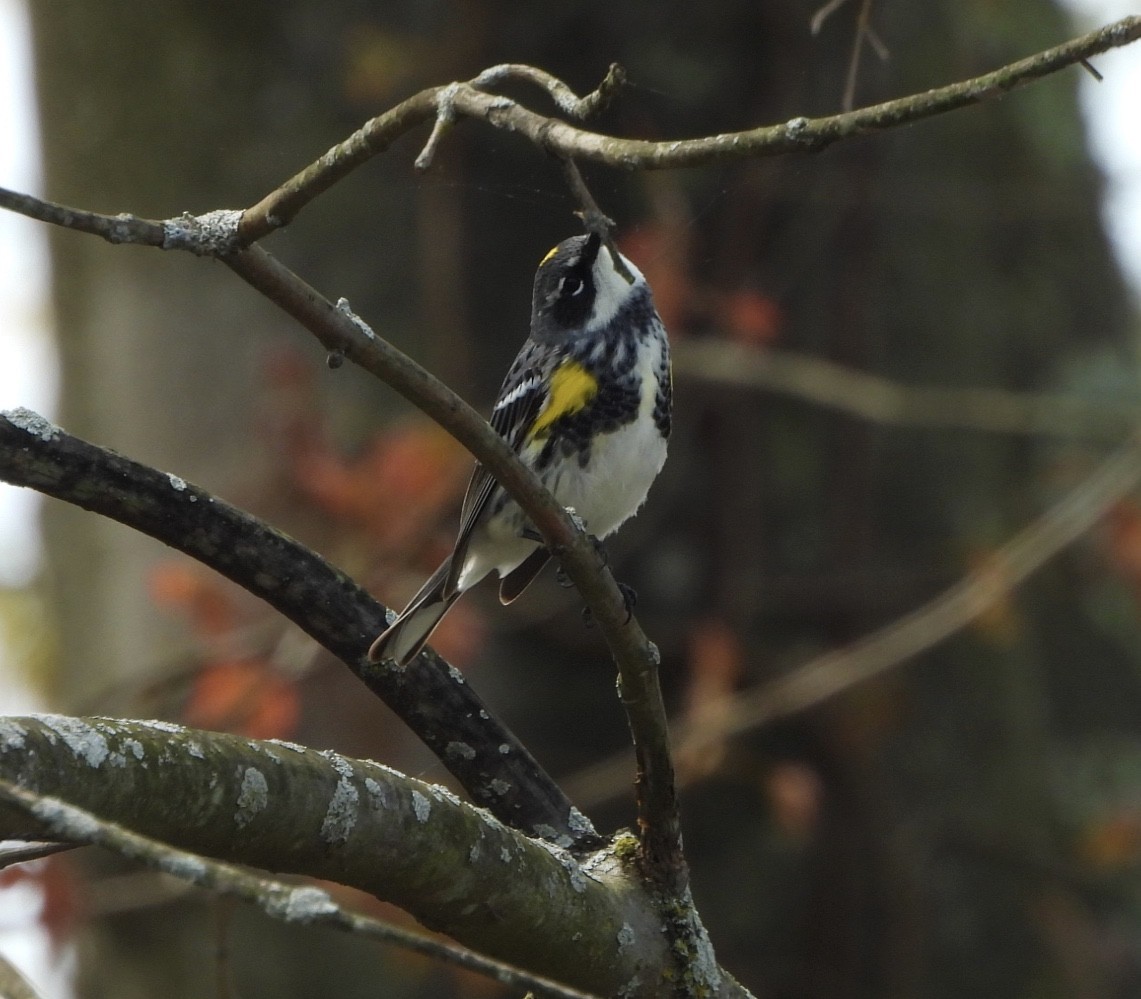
4,0,1141,997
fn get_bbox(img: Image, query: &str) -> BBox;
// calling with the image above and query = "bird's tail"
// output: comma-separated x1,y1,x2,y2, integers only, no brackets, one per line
368,560,459,667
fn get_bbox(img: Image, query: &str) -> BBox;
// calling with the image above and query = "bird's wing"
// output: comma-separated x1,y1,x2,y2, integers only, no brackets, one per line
443,341,550,595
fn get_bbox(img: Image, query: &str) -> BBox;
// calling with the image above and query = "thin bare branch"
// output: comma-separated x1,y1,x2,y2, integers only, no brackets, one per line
566,434,1141,807
0,778,604,999
674,340,1140,440
6,21,1138,252
811,0,852,35
414,82,459,171
233,16,1140,242
471,62,626,119
724,435,1141,731
842,0,872,111
0,186,165,246
1080,58,1105,81
558,158,637,286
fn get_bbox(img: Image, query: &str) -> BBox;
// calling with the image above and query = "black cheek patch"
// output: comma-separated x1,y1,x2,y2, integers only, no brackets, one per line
550,271,596,329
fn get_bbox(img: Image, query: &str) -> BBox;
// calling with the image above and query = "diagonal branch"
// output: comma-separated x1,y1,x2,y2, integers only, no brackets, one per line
0,408,597,850
567,433,1141,806
221,248,686,893
720,433,1141,733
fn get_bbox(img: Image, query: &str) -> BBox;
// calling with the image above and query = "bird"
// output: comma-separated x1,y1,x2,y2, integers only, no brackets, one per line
368,232,672,666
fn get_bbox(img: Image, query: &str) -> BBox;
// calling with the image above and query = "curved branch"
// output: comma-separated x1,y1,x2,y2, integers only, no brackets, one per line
471,62,626,120
0,408,597,850
0,717,682,998
0,798,599,999
236,16,1140,241
4,20,1139,254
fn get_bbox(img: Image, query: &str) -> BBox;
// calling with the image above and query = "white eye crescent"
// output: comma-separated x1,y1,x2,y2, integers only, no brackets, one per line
559,275,585,297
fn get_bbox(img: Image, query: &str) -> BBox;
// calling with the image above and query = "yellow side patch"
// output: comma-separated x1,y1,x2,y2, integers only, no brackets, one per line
530,360,598,438
539,244,560,267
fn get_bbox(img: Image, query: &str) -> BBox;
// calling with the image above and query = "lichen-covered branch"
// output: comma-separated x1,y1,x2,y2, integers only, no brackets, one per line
0,716,684,998
0,777,604,999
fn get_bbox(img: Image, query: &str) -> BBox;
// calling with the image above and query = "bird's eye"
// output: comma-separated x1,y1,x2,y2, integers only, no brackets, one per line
559,274,584,297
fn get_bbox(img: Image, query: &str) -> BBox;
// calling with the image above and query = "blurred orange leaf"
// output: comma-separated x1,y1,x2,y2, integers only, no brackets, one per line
764,761,824,842
148,563,237,639
1105,499,1141,596
183,659,300,740
292,420,470,554
1078,811,1141,870
619,225,692,336
719,288,782,347
675,618,744,783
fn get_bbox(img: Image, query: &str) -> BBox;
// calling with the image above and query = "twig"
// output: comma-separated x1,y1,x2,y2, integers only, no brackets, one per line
472,62,626,120
0,408,597,850
566,433,1141,807
811,0,852,35
228,17,1140,242
0,190,246,257
0,187,165,246
724,435,1141,730
674,340,1141,440
842,0,877,112
0,779,603,999
559,158,614,236
414,82,459,172
4,22,1140,251
558,158,637,285
5,22,1137,251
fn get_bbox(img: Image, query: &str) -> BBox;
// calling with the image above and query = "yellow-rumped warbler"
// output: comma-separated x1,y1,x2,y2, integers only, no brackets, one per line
368,232,671,666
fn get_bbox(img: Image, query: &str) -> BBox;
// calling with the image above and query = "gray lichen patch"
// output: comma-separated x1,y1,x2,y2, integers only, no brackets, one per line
0,718,27,750
411,790,431,823
2,408,60,442
235,766,268,828
269,885,338,924
38,715,109,768
321,776,360,846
